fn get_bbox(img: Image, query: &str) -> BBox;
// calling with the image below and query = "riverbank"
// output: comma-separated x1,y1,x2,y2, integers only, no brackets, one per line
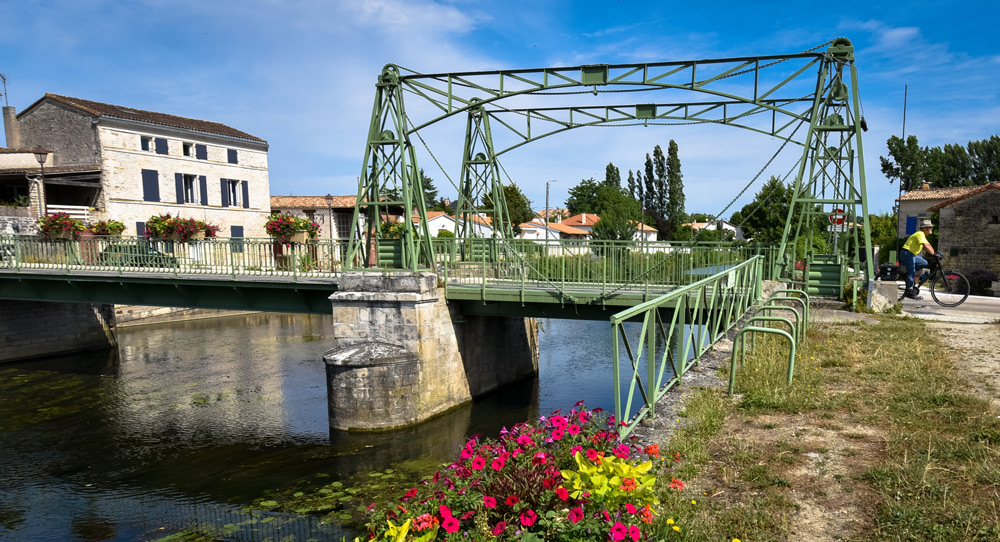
636,308,1000,540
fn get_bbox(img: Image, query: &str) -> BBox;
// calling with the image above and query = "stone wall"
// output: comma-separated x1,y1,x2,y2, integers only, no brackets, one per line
17,101,101,167
0,300,116,363
0,207,36,234
96,123,271,237
936,190,1000,275
324,272,538,430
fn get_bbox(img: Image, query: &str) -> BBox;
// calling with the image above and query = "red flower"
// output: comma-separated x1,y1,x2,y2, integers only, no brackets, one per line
551,428,565,440
669,478,685,491
610,521,627,541
532,452,547,465
644,444,660,457
520,509,537,527
625,503,637,514
567,507,584,524
404,488,418,498
492,521,506,536
567,424,581,435
491,458,505,471
603,510,612,522
629,524,642,541
555,487,569,501
483,496,497,508
412,513,438,532
620,478,637,492
505,495,519,506
471,457,486,470
613,444,631,458
442,516,459,533
638,504,654,525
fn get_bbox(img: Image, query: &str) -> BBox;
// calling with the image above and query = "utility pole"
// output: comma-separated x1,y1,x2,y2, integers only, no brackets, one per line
545,180,557,246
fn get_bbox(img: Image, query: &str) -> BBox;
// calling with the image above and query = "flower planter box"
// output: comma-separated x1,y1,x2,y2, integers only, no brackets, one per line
46,229,74,240
190,231,206,241
290,230,308,244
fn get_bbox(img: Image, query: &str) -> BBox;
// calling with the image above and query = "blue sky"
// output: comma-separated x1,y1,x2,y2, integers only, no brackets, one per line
3,0,998,216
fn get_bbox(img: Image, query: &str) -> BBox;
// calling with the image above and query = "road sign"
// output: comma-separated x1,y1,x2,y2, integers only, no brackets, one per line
829,209,845,225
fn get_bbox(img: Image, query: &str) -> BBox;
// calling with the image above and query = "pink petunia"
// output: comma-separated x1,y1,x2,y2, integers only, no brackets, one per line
483,496,497,508
551,428,565,441
491,458,505,471
567,507,584,524
471,457,486,470
625,503,637,514
570,445,583,457
442,516,460,533
567,424,581,435
492,521,506,536
629,524,641,541
520,509,537,527
555,487,570,501
505,495,519,506
610,521,628,541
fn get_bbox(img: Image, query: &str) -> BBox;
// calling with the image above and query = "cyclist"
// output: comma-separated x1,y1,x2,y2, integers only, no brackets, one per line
900,218,940,300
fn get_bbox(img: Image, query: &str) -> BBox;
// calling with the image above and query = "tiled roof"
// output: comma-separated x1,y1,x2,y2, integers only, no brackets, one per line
270,195,356,209
631,221,657,232
25,94,266,143
0,165,101,174
927,183,1000,211
546,222,589,235
897,185,981,201
564,213,600,226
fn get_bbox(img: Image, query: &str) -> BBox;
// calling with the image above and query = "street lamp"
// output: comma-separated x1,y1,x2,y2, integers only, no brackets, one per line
31,147,52,215
545,180,557,246
325,193,335,271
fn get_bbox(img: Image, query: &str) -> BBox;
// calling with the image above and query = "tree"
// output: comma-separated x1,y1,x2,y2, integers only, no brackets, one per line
729,176,794,243
664,140,685,239
482,183,533,235
653,145,667,218
604,163,621,187
880,135,926,192
419,169,439,208
967,134,1000,184
626,170,636,199
565,178,602,215
589,186,641,241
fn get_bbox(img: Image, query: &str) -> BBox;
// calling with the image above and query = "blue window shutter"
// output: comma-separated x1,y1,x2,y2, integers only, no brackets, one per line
230,226,245,253
220,178,230,207
140,137,150,151
227,149,238,164
155,138,168,155
199,175,208,205
175,173,184,204
141,169,160,202
136,221,146,237
195,144,207,160
905,216,917,235
241,180,250,209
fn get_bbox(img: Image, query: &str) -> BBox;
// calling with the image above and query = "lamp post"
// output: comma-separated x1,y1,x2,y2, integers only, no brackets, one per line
31,147,51,216
545,180,557,247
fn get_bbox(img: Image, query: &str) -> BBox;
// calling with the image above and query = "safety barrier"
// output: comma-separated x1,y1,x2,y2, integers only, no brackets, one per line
608,256,763,437
727,288,809,395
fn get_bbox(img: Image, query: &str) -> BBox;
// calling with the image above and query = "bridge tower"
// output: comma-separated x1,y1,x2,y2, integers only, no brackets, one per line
345,65,434,271
776,38,874,291
454,103,513,252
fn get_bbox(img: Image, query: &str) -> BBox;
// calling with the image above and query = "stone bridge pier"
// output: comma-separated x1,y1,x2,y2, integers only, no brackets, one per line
323,272,538,431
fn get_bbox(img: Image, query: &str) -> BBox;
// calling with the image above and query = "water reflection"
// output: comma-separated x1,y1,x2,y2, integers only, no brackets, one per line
0,313,634,541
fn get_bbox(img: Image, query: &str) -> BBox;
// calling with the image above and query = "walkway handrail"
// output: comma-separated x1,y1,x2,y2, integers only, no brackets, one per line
609,255,762,437
0,234,347,280
728,326,796,395
751,304,803,342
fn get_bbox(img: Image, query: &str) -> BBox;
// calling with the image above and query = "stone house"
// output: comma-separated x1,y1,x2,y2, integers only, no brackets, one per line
681,220,745,241
895,182,983,238
269,195,358,240
4,94,271,237
927,183,1000,275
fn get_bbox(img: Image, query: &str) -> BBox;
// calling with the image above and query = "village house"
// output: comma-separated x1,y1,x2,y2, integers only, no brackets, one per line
681,219,745,241
926,183,1000,277
2,94,271,237
269,195,357,240
895,182,984,238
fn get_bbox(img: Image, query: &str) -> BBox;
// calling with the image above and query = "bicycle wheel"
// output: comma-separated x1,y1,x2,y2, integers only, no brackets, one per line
930,271,969,307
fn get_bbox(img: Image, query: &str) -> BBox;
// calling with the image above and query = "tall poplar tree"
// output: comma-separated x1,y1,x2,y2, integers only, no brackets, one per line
665,140,685,239
604,162,621,187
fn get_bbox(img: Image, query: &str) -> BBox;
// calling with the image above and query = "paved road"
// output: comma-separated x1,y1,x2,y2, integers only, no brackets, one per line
901,293,1000,324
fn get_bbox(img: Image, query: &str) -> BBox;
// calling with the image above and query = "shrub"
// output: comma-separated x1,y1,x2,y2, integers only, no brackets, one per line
967,269,999,296
358,403,682,541
88,220,126,236
37,212,86,239
265,213,320,243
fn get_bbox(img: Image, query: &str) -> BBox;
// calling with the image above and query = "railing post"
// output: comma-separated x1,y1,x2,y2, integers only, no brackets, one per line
646,306,656,417
611,320,621,436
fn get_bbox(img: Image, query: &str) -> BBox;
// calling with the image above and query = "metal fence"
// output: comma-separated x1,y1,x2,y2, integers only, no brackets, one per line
609,255,764,437
0,234,348,280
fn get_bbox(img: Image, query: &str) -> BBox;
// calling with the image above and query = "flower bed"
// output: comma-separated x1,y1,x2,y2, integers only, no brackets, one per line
144,214,219,242
358,403,686,541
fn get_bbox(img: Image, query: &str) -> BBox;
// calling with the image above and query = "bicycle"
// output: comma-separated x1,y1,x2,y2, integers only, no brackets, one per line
875,253,970,307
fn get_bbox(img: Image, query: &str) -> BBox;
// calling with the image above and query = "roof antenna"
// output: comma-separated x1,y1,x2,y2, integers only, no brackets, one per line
0,74,8,107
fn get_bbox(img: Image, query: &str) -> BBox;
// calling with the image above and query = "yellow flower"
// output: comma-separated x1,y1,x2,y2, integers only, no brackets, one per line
691,500,697,505
734,539,742,542
667,518,674,525
673,525,681,532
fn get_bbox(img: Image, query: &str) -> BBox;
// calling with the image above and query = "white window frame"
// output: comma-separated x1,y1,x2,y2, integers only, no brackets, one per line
226,179,242,207
140,136,152,152
182,142,194,157
183,174,199,204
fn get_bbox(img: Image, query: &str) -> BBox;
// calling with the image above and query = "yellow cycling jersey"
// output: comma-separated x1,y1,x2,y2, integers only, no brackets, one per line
902,230,928,255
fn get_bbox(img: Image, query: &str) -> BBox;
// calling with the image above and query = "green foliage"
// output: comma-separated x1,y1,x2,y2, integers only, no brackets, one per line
664,140,685,239
0,194,30,207
264,212,320,243
36,212,86,239
88,219,126,236
565,178,602,215
435,229,455,238
482,183,533,235
604,162,621,188
881,134,1000,190
560,452,658,509
881,135,927,192
590,187,641,242
729,177,793,243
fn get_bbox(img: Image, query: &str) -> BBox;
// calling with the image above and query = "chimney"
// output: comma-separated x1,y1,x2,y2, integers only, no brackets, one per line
920,181,930,190
581,212,587,223
3,106,21,149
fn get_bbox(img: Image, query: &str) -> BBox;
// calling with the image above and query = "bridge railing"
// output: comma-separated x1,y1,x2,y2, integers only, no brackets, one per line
434,237,761,298
609,255,763,437
0,234,348,280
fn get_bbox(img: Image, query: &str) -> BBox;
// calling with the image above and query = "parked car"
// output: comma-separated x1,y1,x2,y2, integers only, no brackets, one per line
98,242,179,269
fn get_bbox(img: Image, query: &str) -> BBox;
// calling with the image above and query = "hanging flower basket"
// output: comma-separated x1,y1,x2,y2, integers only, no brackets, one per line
37,212,86,240
145,214,219,243
265,212,320,244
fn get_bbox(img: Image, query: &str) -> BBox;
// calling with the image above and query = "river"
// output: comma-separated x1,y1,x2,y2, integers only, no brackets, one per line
0,312,667,541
